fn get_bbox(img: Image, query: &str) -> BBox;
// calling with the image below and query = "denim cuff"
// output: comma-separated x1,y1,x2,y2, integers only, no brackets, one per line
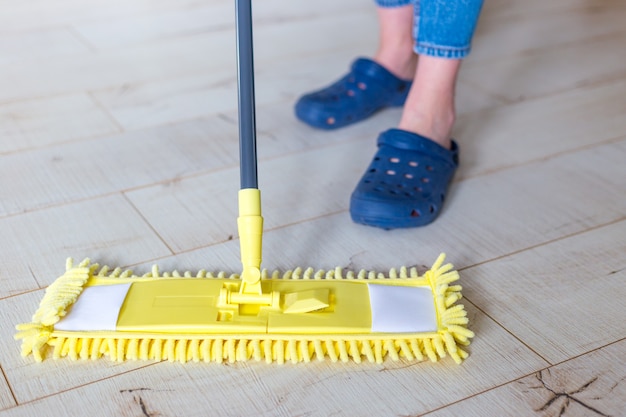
415,43,471,60
374,0,413,7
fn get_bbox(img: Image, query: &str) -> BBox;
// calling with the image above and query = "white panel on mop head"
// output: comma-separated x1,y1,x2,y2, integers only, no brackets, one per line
54,283,132,331
368,284,438,333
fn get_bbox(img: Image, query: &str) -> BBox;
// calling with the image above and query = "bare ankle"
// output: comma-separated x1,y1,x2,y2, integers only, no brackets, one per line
374,49,417,80
397,56,461,149
398,110,455,149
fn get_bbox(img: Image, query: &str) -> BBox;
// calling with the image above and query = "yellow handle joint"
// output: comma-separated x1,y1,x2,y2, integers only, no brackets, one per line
237,189,263,295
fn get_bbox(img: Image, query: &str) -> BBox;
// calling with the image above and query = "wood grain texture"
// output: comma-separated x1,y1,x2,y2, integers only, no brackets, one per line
0,94,120,154
0,195,171,298
72,0,369,50
461,219,626,364
0,10,378,105
0,29,90,66
455,77,626,179
0,0,205,32
471,0,626,62
0,371,16,411
427,339,626,417
0,116,237,217
462,30,626,102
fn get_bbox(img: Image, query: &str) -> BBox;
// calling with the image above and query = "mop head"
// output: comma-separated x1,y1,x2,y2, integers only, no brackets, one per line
15,254,473,365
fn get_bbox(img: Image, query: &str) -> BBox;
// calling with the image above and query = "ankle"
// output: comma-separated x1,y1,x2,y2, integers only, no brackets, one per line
397,56,461,149
374,48,417,80
398,109,455,150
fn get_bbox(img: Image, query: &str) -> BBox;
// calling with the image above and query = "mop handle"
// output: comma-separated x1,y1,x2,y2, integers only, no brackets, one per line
235,0,263,294
235,0,258,190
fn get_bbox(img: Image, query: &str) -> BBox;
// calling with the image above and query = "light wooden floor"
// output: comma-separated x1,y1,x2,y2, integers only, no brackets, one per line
1,0,625,415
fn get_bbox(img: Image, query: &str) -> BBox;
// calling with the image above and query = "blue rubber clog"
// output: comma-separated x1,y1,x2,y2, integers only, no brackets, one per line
350,129,459,229
295,58,412,130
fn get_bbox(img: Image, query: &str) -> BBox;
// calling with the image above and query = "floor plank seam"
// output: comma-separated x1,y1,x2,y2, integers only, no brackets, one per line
458,76,514,104
63,3,373,52
122,207,349,271
456,134,626,182
76,41,359,103
466,25,626,68
121,192,176,256
0,132,376,220
0,287,42,303
65,25,98,53
0,364,18,408
86,91,127,133
457,216,626,274
466,66,626,108
4,361,161,409
0,124,125,158
547,337,626,370
462,297,552,365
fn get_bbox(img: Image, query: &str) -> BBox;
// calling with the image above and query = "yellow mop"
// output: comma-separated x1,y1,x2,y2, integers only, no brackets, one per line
15,0,473,365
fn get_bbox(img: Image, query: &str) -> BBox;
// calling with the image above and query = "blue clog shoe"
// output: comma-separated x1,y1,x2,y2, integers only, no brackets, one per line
295,58,412,129
350,129,459,229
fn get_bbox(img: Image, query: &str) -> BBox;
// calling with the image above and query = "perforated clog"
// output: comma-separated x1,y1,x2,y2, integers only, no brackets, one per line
295,58,412,129
350,129,459,229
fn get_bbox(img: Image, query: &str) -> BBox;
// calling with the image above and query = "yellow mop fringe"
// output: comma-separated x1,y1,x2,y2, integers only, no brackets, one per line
15,254,474,364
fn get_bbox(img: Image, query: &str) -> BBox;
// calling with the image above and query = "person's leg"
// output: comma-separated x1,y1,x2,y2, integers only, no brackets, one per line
350,0,484,229
373,4,416,80
294,1,416,130
399,0,484,149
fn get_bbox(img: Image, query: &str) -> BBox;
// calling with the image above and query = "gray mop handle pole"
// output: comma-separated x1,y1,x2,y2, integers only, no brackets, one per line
235,0,258,190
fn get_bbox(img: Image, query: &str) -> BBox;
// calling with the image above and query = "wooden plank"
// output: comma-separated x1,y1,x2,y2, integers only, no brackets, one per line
0,29,90,66
0,0,204,32
0,298,546,412
0,195,171,298
0,371,15,411
455,77,626,180
428,339,626,417
0,10,378,104
72,0,369,49
124,138,366,253
88,50,352,131
0,94,120,154
478,0,626,21
460,219,626,364
462,30,626,102
0,116,237,217
471,0,626,62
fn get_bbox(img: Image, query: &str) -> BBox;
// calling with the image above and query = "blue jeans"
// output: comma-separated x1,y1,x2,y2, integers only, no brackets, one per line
375,0,484,59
